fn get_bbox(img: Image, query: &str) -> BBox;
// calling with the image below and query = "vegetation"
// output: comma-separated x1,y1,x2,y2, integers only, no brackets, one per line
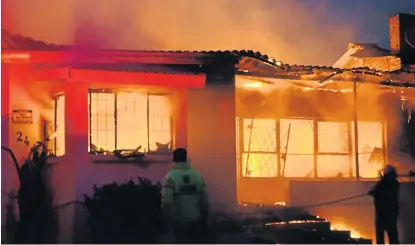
83,178,165,243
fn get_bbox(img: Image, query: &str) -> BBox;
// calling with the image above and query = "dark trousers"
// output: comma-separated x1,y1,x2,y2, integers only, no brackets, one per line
375,217,399,244
172,220,206,244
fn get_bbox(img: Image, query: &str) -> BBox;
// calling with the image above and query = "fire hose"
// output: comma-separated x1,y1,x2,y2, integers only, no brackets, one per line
292,193,369,210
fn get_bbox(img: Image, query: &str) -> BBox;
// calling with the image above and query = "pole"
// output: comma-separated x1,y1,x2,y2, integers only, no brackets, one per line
353,80,360,180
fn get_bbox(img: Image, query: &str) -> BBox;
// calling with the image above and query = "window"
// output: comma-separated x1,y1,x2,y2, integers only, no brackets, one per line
53,95,65,156
242,119,277,177
148,95,172,152
237,118,385,179
317,121,350,177
280,119,314,177
90,92,115,151
352,122,384,178
317,122,349,153
88,91,172,154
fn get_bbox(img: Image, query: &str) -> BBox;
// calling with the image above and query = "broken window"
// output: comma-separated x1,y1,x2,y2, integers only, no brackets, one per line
53,95,65,156
88,91,172,154
280,119,314,178
242,119,277,177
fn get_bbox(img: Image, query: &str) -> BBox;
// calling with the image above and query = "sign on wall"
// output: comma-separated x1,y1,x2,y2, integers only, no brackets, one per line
12,110,33,124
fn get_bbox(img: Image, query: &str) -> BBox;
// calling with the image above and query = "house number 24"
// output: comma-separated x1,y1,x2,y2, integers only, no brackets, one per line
16,131,30,146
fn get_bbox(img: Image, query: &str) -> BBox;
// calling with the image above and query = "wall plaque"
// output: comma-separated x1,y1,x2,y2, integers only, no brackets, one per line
12,110,33,124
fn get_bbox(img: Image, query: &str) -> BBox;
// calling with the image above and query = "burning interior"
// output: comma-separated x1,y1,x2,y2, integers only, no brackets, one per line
234,56,415,206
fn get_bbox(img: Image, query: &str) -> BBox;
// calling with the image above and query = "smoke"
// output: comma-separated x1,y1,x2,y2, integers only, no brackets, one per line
2,0,356,65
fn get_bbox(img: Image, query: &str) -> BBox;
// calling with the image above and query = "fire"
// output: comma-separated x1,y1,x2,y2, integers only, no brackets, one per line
330,222,362,239
274,201,286,206
243,82,262,88
48,131,59,140
240,117,384,178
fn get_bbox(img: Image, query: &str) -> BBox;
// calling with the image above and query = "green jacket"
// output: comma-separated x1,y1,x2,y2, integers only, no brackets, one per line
161,162,208,223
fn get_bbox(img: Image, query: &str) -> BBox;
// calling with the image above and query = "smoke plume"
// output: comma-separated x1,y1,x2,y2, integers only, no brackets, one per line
2,0,359,65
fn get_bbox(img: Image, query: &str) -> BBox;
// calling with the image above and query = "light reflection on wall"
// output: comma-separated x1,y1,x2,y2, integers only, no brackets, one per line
55,95,65,156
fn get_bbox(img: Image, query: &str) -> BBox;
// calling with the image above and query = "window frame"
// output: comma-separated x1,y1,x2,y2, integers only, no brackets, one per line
88,89,174,154
240,118,279,178
315,119,352,178
52,94,65,157
238,117,386,179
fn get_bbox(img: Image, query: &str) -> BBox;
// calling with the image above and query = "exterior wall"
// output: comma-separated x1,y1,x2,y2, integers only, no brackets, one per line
55,74,236,242
186,83,237,212
57,83,187,243
1,63,55,243
1,51,238,242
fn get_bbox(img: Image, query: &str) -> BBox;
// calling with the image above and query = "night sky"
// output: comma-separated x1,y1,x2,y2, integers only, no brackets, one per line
317,0,415,48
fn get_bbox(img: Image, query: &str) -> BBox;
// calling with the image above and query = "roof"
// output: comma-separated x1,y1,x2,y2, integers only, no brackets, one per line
348,43,393,58
2,30,415,88
1,29,278,64
1,30,63,51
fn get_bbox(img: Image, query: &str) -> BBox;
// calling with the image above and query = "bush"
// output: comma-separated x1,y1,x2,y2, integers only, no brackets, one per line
83,177,164,243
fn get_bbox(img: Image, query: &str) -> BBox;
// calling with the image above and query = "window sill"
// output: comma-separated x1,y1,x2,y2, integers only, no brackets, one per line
90,154,172,164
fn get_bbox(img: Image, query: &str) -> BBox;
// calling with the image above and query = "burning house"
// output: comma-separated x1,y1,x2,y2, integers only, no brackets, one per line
1,13,415,243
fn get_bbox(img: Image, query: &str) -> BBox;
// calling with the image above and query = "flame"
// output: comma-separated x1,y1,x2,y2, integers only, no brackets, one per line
241,118,384,178
48,131,59,140
243,82,262,88
330,222,362,239
274,201,286,206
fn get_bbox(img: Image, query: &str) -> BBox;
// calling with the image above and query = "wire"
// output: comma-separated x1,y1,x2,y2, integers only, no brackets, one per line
51,200,85,211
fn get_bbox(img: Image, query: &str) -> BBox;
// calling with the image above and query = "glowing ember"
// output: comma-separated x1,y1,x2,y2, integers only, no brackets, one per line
243,82,262,88
274,201,286,206
330,222,362,239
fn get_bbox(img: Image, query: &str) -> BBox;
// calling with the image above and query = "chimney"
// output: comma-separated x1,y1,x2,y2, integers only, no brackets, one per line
389,13,415,65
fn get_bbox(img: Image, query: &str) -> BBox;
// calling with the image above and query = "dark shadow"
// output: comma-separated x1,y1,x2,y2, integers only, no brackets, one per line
2,143,59,243
3,192,18,244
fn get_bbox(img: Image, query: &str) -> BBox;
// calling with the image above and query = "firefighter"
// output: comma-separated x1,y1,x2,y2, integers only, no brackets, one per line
161,148,209,244
368,164,400,244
